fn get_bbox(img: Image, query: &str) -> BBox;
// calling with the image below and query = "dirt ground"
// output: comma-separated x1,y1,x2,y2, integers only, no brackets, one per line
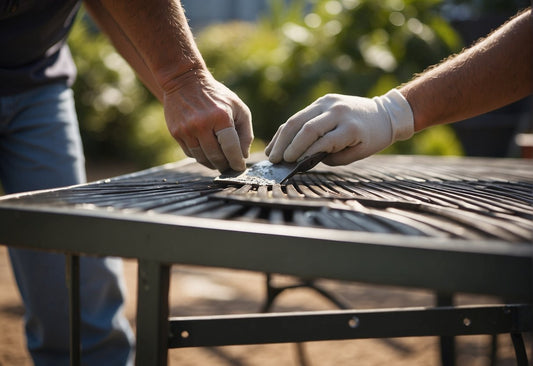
0,162,530,366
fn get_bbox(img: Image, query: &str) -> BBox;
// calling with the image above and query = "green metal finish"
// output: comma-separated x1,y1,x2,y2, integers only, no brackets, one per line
136,260,170,366
167,304,533,348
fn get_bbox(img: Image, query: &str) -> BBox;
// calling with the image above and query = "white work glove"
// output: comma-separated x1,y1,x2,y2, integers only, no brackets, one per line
265,89,414,166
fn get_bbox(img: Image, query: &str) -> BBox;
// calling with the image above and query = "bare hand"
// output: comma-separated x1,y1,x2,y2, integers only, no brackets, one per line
163,69,253,172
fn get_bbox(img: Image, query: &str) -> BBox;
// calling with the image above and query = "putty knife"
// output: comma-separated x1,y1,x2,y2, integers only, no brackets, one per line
215,152,327,186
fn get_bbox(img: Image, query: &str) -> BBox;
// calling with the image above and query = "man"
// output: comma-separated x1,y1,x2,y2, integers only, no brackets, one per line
266,8,532,166
0,0,253,364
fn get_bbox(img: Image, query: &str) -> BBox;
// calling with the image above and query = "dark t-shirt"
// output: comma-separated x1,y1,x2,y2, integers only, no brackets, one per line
0,0,81,95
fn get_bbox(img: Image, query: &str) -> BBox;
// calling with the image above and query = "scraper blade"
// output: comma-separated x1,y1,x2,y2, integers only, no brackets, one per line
215,152,327,186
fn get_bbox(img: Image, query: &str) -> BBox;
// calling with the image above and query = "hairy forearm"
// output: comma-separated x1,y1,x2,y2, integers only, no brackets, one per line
400,8,532,132
84,0,252,172
93,0,207,92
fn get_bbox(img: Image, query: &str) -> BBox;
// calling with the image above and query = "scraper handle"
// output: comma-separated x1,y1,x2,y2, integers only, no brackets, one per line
281,152,328,183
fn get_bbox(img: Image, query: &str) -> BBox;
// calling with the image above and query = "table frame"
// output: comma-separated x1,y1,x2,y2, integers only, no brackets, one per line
1,177,532,365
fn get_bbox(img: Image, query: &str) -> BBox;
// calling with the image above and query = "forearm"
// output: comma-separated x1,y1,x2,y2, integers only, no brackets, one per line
84,0,164,102
93,0,207,92
400,8,532,132
82,0,252,172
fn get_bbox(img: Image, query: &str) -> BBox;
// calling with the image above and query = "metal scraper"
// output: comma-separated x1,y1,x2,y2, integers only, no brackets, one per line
215,152,327,186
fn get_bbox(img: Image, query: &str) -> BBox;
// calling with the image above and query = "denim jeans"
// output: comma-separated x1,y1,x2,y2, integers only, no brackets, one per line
0,82,134,365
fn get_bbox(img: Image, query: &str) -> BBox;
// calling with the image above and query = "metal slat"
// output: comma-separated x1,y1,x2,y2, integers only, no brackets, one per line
1,156,531,243
385,208,484,240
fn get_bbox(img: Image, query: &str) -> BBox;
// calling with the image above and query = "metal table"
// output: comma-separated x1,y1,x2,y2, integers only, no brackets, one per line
0,155,531,365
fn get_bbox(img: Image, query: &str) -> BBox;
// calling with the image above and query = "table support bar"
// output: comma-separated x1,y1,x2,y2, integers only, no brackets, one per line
169,304,532,351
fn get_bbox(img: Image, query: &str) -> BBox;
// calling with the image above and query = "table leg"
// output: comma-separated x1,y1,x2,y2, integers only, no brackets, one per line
510,332,529,366
66,254,81,366
136,259,170,366
436,292,455,366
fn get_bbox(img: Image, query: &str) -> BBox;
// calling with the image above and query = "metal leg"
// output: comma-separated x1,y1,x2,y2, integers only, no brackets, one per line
261,274,310,366
436,293,455,366
136,260,170,366
489,334,498,366
511,332,529,366
66,254,81,366
294,343,310,366
261,274,350,313
261,273,281,313
261,274,351,366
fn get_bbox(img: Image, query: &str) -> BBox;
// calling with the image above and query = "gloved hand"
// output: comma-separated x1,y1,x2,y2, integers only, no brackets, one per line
265,89,414,166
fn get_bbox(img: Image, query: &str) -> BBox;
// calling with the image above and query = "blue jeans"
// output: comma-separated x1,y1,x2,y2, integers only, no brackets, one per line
0,83,134,365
